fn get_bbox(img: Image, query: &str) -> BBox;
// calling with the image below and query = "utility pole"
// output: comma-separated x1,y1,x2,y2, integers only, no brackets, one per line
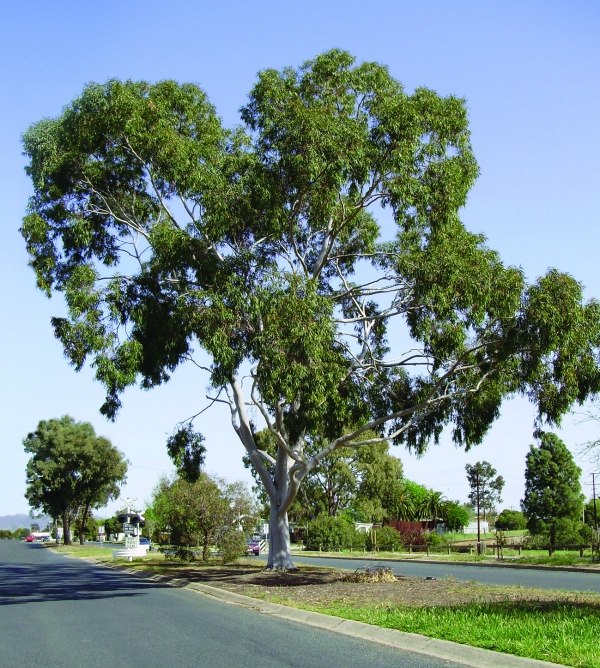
593,473,598,535
476,469,481,543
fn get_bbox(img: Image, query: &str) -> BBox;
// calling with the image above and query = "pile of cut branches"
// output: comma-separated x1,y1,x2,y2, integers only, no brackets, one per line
340,566,396,583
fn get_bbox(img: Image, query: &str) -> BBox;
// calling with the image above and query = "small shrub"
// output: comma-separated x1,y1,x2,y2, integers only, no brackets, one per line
423,532,442,548
495,509,527,531
394,527,425,546
219,531,247,564
159,545,197,561
307,515,362,550
521,533,546,550
366,526,402,551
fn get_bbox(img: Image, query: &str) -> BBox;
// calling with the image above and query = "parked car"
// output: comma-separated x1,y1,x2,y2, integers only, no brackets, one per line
246,540,260,556
25,535,35,542
139,537,152,551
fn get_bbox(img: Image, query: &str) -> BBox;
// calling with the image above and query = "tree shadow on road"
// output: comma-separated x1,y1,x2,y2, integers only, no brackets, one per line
0,562,169,605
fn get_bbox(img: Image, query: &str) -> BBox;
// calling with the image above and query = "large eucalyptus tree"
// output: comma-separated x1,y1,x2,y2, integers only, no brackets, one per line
21,50,600,568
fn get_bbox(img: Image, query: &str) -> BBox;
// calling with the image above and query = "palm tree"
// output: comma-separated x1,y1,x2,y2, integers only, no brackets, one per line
392,490,416,521
418,490,447,522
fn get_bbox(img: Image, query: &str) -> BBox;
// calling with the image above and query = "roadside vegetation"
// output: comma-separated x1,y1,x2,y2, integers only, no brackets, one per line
294,599,600,667
62,548,600,668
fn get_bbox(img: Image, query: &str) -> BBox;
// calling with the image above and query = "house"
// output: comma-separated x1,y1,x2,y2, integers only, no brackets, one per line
463,520,489,534
353,522,373,533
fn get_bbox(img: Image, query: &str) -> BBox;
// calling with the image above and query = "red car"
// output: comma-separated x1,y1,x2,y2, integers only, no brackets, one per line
246,540,260,556
25,535,35,542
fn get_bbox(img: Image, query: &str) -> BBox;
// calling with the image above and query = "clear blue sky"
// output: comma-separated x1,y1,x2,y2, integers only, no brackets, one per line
1,1,599,516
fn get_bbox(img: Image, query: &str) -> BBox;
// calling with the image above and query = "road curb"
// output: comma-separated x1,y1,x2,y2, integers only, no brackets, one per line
296,553,600,575
96,560,563,668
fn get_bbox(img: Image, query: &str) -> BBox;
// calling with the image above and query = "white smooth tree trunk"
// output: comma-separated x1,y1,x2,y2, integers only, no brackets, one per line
267,505,295,570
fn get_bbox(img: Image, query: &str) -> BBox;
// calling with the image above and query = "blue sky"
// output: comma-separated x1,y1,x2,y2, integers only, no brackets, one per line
1,1,599,516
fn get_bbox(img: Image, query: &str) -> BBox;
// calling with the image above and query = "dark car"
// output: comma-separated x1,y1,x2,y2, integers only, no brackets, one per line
246,540,260,556
139,537,152,551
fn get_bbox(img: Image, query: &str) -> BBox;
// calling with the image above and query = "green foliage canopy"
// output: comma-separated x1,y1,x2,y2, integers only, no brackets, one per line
245,428,406,522
443,501,471,532
21,50,600,567
306,515,365,550
521,433,584,545
151,473,255,562
495,509,527,531
465,461,505,519
23,416,128,545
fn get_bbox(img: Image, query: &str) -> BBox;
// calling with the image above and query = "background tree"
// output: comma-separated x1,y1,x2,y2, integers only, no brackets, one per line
151,473,255,561
21,50,600,569
388,488,416,522
521,433,585,546
418,490,447,522
245,428,405,523
401,480,429,516
102,515,123,541
73,512,100,541
166,425,206,483
24,416,128,544
583,498,599,531
13,528,29,540
443,501,470,532
353,442,405,522
495,509,527,531
294,448,356,519
465,461,505,530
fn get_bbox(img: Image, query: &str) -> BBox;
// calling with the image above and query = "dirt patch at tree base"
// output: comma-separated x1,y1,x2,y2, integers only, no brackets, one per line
131,559,600,609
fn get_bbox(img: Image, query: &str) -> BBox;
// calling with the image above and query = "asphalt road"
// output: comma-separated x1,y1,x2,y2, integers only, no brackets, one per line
288,553,600,592
0,541,462,668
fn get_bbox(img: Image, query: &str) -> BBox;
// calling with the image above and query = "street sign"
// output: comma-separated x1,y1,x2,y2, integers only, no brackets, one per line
125,535,138,549
123,522,135,535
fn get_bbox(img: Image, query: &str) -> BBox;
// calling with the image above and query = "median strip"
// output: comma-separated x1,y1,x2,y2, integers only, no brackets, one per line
94,558,571,668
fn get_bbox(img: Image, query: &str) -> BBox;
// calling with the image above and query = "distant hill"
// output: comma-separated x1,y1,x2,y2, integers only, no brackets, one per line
0,514,51,531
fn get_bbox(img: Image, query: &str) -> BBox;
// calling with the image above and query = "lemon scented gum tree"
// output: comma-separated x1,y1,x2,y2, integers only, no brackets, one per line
21,50,600,569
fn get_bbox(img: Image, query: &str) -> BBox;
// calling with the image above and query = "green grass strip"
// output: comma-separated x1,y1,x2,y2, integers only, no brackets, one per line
295,600,600,667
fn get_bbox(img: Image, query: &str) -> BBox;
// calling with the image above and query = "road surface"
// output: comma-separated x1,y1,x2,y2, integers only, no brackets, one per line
0,540,462,668
288,553,600,592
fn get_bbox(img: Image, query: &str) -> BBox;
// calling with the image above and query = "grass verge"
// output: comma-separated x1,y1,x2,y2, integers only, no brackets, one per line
45,543,165,561
267,597,600,667
300,548,600,567
62,546,600,665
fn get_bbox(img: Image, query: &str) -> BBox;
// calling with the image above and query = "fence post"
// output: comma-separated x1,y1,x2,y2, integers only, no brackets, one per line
409,545,412,553
427,545,430,556
580,546,584,558
447,546,451,555
518,546,522,556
